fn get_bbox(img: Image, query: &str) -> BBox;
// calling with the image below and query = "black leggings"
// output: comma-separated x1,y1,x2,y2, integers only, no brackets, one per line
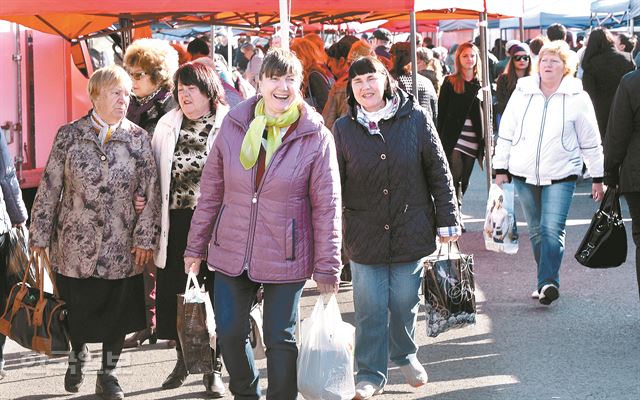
624,192,640,299
449,150,476,211
71,337,125,372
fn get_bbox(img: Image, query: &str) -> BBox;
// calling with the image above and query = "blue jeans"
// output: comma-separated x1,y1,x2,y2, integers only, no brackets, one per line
350,259,424,388
513,178,576,290
214,271,304,400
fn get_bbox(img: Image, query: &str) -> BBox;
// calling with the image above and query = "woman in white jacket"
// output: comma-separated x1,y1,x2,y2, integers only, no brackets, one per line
150,62,229,396
494,41,604,305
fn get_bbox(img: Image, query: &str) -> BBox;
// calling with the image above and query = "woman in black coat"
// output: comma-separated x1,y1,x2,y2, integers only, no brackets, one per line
437,42,484,228
582,28,635,139
604,69,640,299
333,56,459,399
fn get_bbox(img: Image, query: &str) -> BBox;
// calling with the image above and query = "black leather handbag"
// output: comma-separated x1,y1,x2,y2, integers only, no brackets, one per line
575,187,627,268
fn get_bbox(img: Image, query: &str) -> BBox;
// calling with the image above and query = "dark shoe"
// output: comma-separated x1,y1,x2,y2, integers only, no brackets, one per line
96,371,125,400
123,327,157,348
162,351,189,389
539,284,559,305
64,346,90,393
203,372,226,398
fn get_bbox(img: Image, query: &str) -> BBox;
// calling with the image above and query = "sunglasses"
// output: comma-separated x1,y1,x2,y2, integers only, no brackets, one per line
513,55,530,62
128,71,148,80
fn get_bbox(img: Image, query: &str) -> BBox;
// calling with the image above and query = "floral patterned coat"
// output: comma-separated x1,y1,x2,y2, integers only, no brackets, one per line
30,113,161,279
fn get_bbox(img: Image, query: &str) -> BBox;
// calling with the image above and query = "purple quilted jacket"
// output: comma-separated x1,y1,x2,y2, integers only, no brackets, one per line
184,97,342,284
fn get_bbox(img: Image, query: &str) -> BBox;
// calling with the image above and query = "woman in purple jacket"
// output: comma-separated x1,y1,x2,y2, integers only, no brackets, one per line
183,48,342,400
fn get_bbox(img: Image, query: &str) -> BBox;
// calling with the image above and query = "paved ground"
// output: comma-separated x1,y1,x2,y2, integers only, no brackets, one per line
1,167,639,400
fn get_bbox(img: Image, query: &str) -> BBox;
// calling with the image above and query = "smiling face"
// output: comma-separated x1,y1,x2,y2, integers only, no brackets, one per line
177,81,211,120
259,73,301,117
93,83,130,125
538,53,565,84
127,65,158,98
350,71,386,112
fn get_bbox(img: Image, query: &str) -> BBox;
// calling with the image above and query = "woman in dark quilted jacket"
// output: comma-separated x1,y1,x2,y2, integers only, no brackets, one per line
332,56,460,400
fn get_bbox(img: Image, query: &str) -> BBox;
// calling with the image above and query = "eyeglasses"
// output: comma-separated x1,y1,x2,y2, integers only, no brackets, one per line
128,71,148,80
513,55,530,62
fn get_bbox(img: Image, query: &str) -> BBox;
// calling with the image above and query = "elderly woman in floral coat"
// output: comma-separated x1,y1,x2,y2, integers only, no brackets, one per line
30,65,160,400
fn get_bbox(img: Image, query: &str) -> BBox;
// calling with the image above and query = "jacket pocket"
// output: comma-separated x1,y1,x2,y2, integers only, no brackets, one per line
213,205,226,246
285,219,296,260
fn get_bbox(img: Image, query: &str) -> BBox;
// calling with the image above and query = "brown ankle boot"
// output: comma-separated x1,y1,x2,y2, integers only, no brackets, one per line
161,349,189,389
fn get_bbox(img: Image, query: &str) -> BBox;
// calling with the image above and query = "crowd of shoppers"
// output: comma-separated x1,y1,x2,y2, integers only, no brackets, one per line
3,22,640,400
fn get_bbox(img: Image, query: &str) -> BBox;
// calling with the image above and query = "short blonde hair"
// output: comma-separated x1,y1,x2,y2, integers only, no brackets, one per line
538,40,576,77
88,65,132,102
123,38,179,90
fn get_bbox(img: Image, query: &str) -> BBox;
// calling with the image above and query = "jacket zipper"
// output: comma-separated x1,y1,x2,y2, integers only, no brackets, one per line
535,94,556,185
241,133,294,271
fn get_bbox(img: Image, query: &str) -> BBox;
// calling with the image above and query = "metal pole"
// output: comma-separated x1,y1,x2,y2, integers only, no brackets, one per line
519,17,525,41
119,16,133,50
479,12,493,190
12,23,23,179
410,10,418,99
279,0,290,49
227,26,233,74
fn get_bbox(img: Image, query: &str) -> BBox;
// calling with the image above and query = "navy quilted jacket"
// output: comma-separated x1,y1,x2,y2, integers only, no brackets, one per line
333,90,459,264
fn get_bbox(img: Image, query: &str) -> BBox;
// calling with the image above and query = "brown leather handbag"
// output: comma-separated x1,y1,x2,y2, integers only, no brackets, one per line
0,251,70,356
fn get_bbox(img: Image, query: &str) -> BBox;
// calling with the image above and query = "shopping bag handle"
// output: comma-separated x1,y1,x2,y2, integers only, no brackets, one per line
183,271,204,303
436,240,462,259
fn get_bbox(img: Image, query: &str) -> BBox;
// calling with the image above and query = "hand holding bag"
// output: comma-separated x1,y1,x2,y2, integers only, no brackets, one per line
575,187,627,268
176,272,213,374
0,250,70,356
423,242,476,337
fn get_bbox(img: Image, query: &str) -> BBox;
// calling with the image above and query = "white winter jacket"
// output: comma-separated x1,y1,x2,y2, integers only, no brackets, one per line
151,105,229,268
493,75,603,186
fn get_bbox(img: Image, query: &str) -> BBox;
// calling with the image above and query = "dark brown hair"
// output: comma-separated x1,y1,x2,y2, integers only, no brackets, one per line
346,56,397,114
172,62,227,112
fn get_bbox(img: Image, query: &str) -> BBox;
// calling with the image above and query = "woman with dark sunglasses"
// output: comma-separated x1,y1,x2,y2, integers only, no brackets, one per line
495,41,532,125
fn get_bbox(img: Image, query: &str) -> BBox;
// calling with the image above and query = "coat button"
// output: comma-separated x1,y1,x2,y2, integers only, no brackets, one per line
383,189,389,195
99,187,107,194
97,220,104,227
380,154,386,160
100,155,107,161
384,224,390,230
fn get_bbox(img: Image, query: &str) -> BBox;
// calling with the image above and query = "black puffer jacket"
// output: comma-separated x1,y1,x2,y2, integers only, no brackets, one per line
604,70,640,193
332,90,459,264
437,76,484,165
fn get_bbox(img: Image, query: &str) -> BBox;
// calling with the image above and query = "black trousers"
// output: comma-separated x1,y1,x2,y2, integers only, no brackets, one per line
449,150,476,211
624,192,640,299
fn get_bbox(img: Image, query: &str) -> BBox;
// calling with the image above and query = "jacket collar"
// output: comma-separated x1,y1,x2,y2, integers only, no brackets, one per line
347,88,414,120
76,112,135,145
516,74,584,96
227,96,325,140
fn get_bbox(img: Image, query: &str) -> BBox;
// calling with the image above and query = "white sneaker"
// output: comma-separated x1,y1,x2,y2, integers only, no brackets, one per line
399,359,428,388
538,284,559,305
354,381,384,400
531,290,539,299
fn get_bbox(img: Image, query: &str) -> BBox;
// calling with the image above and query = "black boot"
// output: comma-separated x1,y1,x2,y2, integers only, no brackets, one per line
64,344,90,393
203,352,225,398
96,370,124,400
162,348,189,389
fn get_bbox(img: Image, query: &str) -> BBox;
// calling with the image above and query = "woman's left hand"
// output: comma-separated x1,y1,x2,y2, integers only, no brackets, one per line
131,247,153,268
592,183,605,202
316,281,339,295
440,235,460,243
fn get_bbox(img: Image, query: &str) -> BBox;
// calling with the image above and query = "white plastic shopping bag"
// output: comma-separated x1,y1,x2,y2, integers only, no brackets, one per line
483,183,519,254
297,295,355,400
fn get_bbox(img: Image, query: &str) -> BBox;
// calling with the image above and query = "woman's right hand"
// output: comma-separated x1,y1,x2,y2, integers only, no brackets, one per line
184,257,203,275
495,174,510,188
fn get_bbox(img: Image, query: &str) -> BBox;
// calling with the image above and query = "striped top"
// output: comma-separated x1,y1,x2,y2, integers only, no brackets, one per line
454,118,479,157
